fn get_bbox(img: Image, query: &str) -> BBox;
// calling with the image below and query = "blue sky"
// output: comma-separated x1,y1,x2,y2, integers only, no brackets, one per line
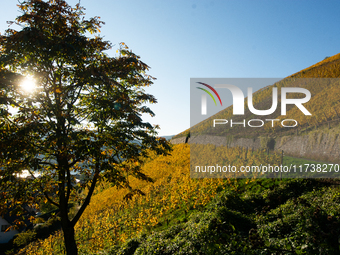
1,0,340,136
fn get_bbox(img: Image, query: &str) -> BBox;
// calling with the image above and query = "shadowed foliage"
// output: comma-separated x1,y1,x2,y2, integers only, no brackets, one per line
0,1,170,254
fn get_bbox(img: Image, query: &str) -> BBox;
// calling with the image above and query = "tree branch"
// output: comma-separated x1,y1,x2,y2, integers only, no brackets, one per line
71,168,99,227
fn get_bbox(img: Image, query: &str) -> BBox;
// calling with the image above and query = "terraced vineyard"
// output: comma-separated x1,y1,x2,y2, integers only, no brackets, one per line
174,53,340,140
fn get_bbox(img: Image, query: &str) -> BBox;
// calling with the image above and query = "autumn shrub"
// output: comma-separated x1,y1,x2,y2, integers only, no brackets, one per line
13,230,37,248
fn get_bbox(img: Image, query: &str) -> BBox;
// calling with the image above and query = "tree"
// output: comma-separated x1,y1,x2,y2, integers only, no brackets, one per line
0,0,170,254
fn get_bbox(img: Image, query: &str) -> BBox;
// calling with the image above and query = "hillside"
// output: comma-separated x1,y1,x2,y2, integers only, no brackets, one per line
9,144,340,254
174,53,340,140
6,54,340,254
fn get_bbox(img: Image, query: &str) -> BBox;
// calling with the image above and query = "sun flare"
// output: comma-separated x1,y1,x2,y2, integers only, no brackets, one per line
20,76,36,93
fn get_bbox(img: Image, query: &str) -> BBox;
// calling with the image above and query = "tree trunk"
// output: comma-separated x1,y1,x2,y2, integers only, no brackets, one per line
62,224,78,255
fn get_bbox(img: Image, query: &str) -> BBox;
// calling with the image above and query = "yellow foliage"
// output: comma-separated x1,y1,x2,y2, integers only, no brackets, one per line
18,144,280,254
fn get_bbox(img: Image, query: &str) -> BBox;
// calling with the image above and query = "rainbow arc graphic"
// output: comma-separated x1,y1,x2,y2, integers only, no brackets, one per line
196,82,222,115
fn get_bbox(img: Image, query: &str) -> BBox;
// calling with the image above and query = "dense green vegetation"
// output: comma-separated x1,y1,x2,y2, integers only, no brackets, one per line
112,178,340,255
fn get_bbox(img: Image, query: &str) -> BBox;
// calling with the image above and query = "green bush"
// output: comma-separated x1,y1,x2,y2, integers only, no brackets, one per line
110,179,340,255
13,230,37,247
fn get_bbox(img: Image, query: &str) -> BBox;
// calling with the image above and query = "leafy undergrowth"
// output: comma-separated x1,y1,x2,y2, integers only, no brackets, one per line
111,178,340,255
14,144,340,255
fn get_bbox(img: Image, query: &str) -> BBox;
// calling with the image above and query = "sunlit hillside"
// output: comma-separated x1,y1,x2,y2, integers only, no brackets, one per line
174,53,340,139
8,53,340,255
11,143,340,254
